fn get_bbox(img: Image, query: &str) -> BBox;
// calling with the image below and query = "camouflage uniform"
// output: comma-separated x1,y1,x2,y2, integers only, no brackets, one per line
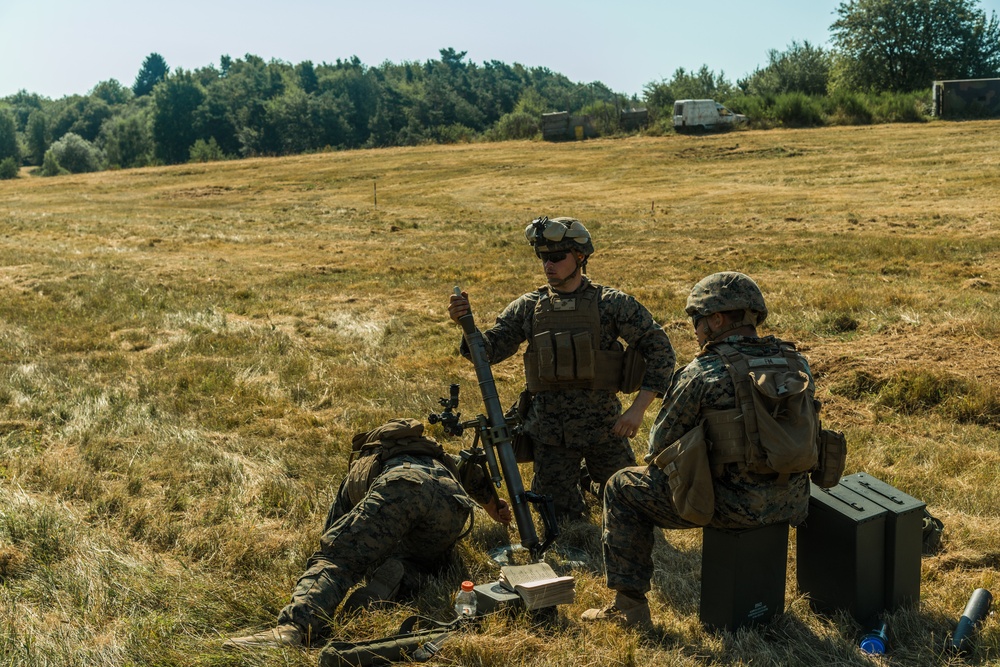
277,452,493,638
462,276,675,519
602,335,812,597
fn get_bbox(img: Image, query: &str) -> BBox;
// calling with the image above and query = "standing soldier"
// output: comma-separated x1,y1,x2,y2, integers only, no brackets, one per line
583,272,822,628
448,216,675,521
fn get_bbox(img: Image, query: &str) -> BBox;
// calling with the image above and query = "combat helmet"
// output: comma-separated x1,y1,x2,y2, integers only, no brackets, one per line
524,216,595,256
685,272,768,326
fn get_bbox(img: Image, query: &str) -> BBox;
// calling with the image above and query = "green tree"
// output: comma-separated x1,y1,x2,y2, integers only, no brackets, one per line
152,69,206,164
0,157,17,179
44,132,103,173
51,95,113,143
741,41,831,96
26,110,50,165
90,79,132,105
831,0,1000,92
297,60,319,94
133,53,170,97
189,137,226,162
0,108,20,164
100,111,154,168
40,149,67,176
2,89,44,129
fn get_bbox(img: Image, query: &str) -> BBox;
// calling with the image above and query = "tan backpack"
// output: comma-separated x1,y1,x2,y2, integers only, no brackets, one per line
706,342,820,482
344,419,459,507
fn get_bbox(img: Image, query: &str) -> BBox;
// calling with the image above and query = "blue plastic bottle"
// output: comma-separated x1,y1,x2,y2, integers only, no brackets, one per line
859,622,889,655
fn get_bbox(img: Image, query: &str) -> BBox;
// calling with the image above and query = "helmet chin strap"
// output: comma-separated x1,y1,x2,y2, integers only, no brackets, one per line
705,310,756,342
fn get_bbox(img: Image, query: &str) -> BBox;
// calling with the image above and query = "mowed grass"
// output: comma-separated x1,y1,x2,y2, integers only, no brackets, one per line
0,121,998,666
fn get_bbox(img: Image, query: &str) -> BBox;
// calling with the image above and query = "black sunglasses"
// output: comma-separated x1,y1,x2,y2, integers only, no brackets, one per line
539,251,569,263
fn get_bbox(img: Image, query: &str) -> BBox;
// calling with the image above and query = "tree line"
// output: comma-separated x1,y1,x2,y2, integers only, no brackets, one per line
1,0,998,179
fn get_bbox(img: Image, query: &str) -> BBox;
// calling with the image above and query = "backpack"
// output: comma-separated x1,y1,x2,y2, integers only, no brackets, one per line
344,419,459,507
707,342,820,483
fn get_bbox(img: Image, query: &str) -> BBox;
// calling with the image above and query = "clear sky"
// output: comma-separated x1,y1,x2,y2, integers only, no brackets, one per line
3,0,1000,100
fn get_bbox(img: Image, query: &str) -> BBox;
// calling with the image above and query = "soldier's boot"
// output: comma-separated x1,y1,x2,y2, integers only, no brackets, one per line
222,623,303,650
342,558,405,614
581,591,651,628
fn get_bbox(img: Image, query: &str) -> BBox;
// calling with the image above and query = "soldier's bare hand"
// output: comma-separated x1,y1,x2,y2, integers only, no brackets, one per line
484,497,512,525
612,409,643,439
448,291,470,323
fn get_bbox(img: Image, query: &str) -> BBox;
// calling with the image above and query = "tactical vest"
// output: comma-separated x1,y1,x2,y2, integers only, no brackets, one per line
522,283,640,392
702,341,819,483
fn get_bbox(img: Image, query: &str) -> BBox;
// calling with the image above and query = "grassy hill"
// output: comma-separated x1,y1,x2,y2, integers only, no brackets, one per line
0,122,998,666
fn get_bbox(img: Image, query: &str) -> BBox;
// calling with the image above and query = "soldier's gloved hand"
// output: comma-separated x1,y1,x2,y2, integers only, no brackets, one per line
449,291,470,324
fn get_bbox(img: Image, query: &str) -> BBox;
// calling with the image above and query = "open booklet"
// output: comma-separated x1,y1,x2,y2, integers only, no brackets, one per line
499,562,576,610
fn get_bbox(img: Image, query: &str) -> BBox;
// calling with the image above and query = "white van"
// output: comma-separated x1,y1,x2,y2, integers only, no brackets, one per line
673,99,748,132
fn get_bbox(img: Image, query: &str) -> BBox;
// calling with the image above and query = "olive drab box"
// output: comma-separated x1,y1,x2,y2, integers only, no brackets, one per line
705,343,819,481
797,481,888,625
839,473,924,610
652,420,715,525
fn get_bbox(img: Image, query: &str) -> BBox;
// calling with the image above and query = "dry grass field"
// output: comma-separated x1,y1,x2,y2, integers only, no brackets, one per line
0,121,998,666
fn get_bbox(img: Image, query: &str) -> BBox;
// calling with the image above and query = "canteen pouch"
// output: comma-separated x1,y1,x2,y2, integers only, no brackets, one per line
619,344,646,394
652,421,715,526
506,389,535,463
811,427,847,488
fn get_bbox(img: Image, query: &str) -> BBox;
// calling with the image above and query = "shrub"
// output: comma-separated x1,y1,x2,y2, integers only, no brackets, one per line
40,150,68,177
728,95,776,128
0,157,18,180
432,124,476,144
877,371,964,413
189,137,226,163
45,132,104,173
817,311,859,334
488,111,540,141
871,92,927,123
824,90,873,125
772,92,824,127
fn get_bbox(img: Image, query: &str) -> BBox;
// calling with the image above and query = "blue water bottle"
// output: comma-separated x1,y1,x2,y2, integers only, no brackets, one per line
859,621,889,655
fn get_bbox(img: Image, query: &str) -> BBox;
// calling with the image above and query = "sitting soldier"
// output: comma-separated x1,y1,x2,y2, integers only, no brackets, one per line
583,272,824,627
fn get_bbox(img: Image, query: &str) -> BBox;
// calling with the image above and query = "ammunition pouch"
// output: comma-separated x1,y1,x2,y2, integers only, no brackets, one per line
501,389,535,463
651,421,715,525
524,341,624,392
512,431,534,464
523,282,643,393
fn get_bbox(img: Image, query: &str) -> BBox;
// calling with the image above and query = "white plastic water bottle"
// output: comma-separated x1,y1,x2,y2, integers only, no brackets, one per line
454,580,477,618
